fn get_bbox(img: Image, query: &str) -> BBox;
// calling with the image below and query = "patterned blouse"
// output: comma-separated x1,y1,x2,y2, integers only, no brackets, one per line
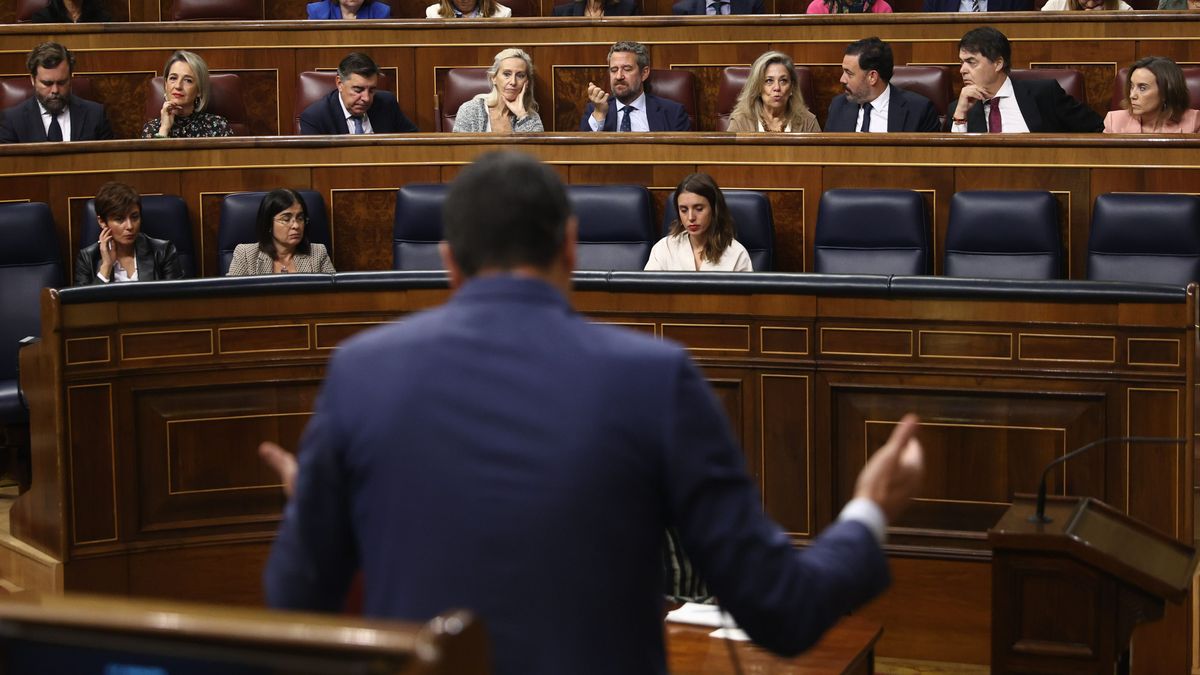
141,111,234,139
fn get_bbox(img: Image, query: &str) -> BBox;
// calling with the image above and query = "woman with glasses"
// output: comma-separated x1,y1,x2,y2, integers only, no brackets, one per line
226,189,335,275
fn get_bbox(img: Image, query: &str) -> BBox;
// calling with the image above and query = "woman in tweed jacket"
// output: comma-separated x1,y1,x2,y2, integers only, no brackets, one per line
452,48,544,133
226,189,336,276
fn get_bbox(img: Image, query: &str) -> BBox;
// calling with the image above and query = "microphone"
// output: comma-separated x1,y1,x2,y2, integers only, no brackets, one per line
1030,436,1187,524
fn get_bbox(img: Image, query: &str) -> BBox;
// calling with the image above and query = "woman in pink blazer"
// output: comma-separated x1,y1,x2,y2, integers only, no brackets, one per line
1104,57,1200,133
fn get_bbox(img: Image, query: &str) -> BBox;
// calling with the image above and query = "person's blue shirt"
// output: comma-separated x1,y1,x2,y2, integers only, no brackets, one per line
307,0,392,19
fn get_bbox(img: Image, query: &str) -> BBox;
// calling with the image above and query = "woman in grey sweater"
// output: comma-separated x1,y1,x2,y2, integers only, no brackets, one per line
453,48,544,133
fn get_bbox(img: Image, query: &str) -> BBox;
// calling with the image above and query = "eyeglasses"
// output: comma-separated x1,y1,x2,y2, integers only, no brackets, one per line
274,213,308,226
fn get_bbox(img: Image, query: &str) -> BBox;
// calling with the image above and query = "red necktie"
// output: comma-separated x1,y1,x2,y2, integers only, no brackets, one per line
987,97,1003,133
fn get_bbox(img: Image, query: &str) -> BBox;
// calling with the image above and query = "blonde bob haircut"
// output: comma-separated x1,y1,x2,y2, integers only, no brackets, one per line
163,50,212,113
729,51,812,131
484,48,538,113
435,0,503,17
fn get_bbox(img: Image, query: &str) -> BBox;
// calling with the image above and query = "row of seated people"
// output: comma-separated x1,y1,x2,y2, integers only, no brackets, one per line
11,0,1198,21
4,33,1200,143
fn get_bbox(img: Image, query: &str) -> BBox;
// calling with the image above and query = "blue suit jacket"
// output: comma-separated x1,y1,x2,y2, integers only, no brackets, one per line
306,0,392,17
672,0,765,12
578,93,691,131
921,0,1032,9
299,89,417,135
825,85,942,133
0,96,113,143
265,275,890,675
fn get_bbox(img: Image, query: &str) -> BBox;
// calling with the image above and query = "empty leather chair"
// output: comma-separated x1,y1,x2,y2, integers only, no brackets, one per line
1087,193,1200,286
891,66,952,126
1109,66,1200,111
661,189,774,271
81,195,198,278
1011,68,1088,107
170,0,262,19
814,189,928,275
715,66,816,132
1,76,95,111
0,203,63,424
647,69,698,130
568,185,654,270
293,71,395,134
15,0,49,21
437,68,490,132
393,184,448,270
217,191,332,275
144,73,250,136
944,191,1060,280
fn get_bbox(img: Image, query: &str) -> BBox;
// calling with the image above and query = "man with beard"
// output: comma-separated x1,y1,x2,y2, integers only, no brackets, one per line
579,41,690,132
0,42,113,143
825,37,941,133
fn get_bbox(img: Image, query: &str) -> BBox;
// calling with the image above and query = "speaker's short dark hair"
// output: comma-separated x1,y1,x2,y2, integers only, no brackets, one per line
959,26,1012,74
845,37,893,83
444,151,570,277
337,52,380,80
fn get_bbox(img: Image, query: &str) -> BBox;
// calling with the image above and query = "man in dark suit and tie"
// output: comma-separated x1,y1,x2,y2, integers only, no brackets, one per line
825,37,942,133
579,41,691,132
298,52,418,135
0,42,113,144
950,26,1103,133
921,0,1032,11
262,149,926,675
672,0,764,13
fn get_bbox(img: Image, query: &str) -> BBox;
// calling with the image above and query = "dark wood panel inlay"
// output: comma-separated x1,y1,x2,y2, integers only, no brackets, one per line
1125,387,1180,538
87,72,155,140
662,323,750,352
761,326,808,355
552,66,606,133
217,324,310,354
66,336,111,365
919,330,1012,361
761,374,809,535
121,329,213,360
1127,338,1180,368
1019,333,1115,364
330,188,396,272
1012,561,1101,657
68,385,118,544
596,321,656,336
167,412,310,494
821,327,912,357
315,321,389,349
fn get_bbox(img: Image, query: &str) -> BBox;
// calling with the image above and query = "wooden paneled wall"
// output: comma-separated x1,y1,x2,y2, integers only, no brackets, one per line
2,135,1199,281
1,16,1198,135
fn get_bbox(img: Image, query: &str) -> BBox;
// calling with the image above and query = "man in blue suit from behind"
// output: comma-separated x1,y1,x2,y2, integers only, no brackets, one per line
263,150,925,675
579,41,691,132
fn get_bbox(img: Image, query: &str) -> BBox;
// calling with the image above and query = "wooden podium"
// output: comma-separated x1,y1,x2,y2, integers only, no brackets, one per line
988,495,1198,674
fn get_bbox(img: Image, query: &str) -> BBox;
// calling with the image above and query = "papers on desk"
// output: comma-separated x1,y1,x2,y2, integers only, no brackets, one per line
665,603,751,642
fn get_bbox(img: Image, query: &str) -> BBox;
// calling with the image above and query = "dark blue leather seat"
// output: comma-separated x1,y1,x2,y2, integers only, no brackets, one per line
814,189,929,275
660,190,774,271
1087,193,1200,286
944,191,1061,280
82,195,198,278
0,203,63,425
393,184,448,271
568,185,654,271
217,191,332,275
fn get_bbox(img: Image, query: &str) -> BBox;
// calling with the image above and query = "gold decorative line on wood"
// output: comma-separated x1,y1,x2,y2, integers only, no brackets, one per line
761,373,810,537
1124,387,1180,539
760,326,809,355
120,328,214,361
1017,332,1116,364
820,327,913,357
67,383,119,545
917,330,1013,361
594,321,658,337
65,336,112,365
315,321,390,350
217,324,312,355
1127,337,1181,367
165,411,312,496
661,323,751,352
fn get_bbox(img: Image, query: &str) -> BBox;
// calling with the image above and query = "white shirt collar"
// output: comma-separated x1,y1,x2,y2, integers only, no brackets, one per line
993,76,1015,101
337,94,371,133
867,84,891,113
618,91,647,113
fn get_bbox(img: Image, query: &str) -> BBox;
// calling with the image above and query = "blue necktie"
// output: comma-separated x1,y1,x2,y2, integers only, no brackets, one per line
619,105,634,132
47,112,63,142
859,102,872,132
351,115,364,134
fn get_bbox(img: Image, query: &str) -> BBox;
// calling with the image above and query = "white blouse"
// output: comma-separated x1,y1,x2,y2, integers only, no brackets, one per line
644,233,752,272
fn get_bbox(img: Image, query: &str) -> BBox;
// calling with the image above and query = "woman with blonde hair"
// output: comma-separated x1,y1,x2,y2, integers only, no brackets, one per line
453,49,543,133
141,51,233,139
1042,0,1130,10
727,52,820,133
426,0,511,17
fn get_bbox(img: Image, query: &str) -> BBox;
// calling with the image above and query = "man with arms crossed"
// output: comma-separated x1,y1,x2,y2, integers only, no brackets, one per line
580,41,691,132
263,150,923,675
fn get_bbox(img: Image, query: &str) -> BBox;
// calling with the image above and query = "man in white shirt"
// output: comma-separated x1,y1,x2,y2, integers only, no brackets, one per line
825,37,942,133
578,41,690,132
950,26,1103,133
0,42,113,143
